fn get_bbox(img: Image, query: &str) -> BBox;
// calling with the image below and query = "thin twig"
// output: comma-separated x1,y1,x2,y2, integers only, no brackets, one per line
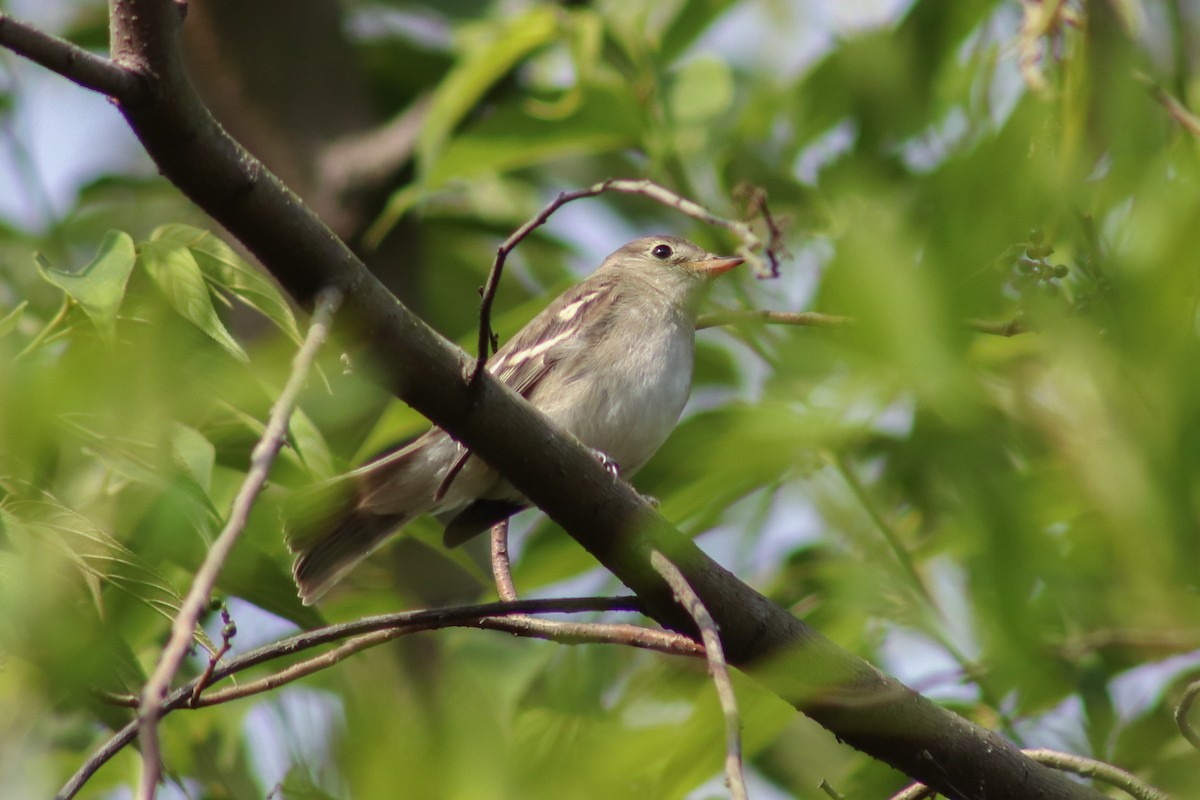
61,595,675,800
734,183,789,271
1023,750,1170,800
471,615,703,654
485,521,702,655
817,779,845,799
188,606,236,706
187,613,703,709
1135,70,1200,138
888,748,1170,800
490,519,520,602
651,550,747,800
14,293,71,360
0,12,144,100
966,317,1027,337
1055,628,1200,660
473,179,785,378
888,785,937,800
696,309,851,331
135,288,341,800
697,309,1027,338
1176,679,1200,752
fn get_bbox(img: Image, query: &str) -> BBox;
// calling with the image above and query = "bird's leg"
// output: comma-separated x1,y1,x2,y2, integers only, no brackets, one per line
589,448,621,478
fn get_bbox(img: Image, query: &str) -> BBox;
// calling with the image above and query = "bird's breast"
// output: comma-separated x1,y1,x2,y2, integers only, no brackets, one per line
540,316,695,476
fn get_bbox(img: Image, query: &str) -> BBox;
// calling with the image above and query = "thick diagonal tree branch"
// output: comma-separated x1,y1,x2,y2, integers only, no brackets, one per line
2,5,1110,799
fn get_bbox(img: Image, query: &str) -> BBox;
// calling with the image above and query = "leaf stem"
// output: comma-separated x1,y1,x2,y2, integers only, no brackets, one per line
15,294,71,360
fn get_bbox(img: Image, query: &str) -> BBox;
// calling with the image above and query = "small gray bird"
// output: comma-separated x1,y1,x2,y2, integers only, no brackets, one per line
289,235,743,604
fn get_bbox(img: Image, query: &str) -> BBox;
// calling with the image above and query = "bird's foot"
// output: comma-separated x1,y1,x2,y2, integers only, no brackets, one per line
589,448,621,478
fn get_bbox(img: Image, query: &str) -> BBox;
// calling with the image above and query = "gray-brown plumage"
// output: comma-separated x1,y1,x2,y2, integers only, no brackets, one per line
288,235,742,604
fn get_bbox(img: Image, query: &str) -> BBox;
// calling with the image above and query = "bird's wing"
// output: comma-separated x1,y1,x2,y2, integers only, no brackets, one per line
487,275,619,398
431,275,620,527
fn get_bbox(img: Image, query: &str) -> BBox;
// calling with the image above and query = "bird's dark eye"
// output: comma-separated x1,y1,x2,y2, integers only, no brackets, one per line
651,244,673,260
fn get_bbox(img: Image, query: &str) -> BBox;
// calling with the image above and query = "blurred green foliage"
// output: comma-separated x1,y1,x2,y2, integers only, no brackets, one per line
3,0,1200,797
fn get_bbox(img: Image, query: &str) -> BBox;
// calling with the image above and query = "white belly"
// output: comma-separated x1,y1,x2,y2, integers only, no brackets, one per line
539,316,694,476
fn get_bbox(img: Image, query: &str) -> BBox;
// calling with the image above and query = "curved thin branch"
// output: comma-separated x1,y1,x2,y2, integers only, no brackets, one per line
473,178,784,378
1176,678,1200,752
192,610,704,708
490,520,520,602
136,288,341,800
697,309,852,331
61,595,647,800
652,551,747,800
966,317,1027,337
1022,750,1169,800
0,13,144,100
889,749,1170,800
696,309,1027,338
485,521,703,656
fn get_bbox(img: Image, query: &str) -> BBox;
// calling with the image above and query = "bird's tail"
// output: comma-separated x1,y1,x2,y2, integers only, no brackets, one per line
286,458,424,606
286,429,477,604
288,498,412,606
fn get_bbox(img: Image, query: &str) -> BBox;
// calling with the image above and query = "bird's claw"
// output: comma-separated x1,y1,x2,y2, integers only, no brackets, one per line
590,448,621,478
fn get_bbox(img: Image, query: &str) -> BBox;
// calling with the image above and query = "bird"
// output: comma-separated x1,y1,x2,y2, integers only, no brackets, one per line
288,235,744,604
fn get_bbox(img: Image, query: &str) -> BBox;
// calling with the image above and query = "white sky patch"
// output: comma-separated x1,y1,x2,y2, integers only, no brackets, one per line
793,119,859,186
0,58,151,231
243,688,345,794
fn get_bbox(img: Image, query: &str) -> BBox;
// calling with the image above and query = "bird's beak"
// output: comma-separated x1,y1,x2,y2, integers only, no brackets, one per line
690,255,744,276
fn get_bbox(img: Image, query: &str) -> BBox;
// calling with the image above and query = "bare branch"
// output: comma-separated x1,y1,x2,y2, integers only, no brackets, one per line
888,785,936,800
1136,71,1200,138
890,749,1170,800
697,309,1027,338
189,606,236,706
135,288,341,800
189,610,704,708
61,595,659,800
966,317,1027,337
485,521,703,656
1055,628,1200,660
473,179,785,378
0,12,144,101
490,520,520,602
652,551,748,800
697,309,852,331
1023,750,1169,800
1176,678,1200,752
817,779,846,799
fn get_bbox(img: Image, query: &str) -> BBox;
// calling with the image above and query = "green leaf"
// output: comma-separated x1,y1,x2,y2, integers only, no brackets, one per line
35,229,136,342
151,224,303,344
418,6,561,173
170,422,216,495
668,56,735,123
0,500,217,654
428,84,640,185
287,406,335,481
139,238,250,362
